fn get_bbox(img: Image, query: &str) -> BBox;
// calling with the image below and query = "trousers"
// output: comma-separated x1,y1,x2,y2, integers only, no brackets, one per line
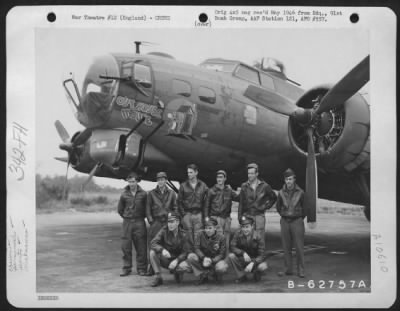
187,253,228,277
280,217,305,274
121,218,148,273
149,250,191,274
227,253,268,278
182,212,203,245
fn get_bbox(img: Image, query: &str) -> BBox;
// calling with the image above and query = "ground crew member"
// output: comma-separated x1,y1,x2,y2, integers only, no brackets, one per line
187,218,228,285
205,170,238,256
177,164,208,245
238,163,277,239
146,172,178,244
276,168,306,278
227,216,268,283
117,172,149,276
149,212,192,287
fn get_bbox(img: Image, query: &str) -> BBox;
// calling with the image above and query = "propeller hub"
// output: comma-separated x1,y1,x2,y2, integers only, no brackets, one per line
59,142,73,153
291,108,314,127
316,111,334,136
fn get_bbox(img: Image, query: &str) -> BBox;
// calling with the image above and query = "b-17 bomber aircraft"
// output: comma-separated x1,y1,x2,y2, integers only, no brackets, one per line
55,42,370,223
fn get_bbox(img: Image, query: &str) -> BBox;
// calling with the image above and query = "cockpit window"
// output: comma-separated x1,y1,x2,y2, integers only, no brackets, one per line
235,65,261,85
260,73,275,90
201,62,237,73
134,63,152,88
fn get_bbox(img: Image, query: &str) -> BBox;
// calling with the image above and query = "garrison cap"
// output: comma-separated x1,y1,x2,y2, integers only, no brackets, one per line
283,168,296,178
247,163,258,170
156,171,168,179
167,211,180,221
216,170,227,178
126,172,140,181
204,218,218,227
240,215,254,226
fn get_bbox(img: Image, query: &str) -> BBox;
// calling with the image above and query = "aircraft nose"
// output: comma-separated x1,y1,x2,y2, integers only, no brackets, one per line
79,54,120,127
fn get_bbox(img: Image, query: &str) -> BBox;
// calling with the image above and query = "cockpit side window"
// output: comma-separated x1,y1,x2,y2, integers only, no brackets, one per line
134,63,152,88
173,79,192,97
199,86,216,104
235,65,261,85
260,73,275,90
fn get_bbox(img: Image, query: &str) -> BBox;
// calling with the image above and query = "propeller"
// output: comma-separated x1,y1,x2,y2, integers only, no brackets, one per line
292,55,370,227
315,56,370,114
81,162,102,191
54,120,92,198
304,128,317,228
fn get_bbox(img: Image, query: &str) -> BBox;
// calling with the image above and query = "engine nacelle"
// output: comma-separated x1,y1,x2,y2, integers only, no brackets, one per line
289,85,370,173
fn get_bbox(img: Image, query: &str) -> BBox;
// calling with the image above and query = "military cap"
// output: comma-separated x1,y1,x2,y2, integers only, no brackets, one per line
239,215,254,226
247,163,259,170
204,218,218,227
216,170,227,178
126,172,141,181
167,211,180,221
156,171,168,179
283,168,296,178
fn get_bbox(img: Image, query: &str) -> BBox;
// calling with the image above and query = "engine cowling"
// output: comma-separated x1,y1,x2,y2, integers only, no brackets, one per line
288,85,370,173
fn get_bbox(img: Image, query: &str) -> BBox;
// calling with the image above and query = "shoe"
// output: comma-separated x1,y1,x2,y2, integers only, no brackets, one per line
120,270,131,277
151,276,163,287
235,275,247,283
298,271,305,278
253,271,262,282
195,274,209,285
174,272,182,283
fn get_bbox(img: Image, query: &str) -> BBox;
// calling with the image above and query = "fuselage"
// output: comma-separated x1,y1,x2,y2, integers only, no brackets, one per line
63,52,369,205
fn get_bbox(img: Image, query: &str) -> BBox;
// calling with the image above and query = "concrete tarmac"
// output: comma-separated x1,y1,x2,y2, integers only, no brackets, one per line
37,212,370,293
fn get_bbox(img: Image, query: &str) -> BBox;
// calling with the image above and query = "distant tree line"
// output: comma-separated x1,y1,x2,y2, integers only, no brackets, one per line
36,174,120,206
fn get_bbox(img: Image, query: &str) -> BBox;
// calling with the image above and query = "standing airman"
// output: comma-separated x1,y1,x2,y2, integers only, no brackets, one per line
276,168,306,278
205,170,238,256
177,164,208,245
118,172,149,276
238,163,277,240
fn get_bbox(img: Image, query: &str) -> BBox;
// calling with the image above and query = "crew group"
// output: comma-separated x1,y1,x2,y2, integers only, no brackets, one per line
117,163,307,286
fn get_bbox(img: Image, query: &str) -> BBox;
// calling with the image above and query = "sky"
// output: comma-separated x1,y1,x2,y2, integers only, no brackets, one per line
35,28,369,189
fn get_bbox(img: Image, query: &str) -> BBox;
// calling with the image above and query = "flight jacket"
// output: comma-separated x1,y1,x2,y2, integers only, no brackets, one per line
276,184,305,218
238,179,277,218
205,184,238,219
230,230,266,264
146,186,178,223
117,185,147,219
177,179,208,216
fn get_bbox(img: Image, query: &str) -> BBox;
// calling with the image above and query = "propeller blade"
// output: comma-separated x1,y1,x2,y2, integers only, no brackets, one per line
243,85,297,116
54,156,68,163
62,160,70,200
81,162,100,191
55,120,70,143
316,55,370,114
72,128,92,147
304,128,317,227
